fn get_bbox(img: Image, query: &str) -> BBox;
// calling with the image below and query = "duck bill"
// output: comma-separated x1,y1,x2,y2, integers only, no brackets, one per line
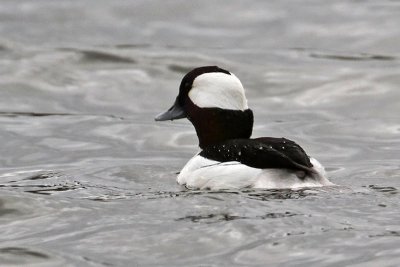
155,98,186,121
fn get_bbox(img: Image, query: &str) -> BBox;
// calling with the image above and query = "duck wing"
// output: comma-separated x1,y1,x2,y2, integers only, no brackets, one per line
199,137,315,173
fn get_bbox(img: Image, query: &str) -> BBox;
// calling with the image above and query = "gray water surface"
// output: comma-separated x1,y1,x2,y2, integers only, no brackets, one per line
1,1,400,266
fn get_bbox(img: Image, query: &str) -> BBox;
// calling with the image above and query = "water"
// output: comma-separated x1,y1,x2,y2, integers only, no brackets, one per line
1,0,400,266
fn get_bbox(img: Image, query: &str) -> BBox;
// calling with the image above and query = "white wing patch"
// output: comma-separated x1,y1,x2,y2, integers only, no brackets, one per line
188,72,248,110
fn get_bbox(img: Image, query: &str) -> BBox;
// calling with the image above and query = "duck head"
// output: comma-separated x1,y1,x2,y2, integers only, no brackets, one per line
155,66,254,149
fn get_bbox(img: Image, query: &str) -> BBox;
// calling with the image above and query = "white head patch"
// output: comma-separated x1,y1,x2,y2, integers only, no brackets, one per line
188,72,249,110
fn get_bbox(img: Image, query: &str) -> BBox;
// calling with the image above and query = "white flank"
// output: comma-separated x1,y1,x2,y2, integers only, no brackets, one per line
188,72,248,110
177,154,334,190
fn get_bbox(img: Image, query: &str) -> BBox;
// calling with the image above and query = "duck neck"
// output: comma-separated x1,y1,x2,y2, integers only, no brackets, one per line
185,101,254,149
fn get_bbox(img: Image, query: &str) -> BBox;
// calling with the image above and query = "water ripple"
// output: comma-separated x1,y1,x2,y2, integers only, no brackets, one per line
175,211,298,224
0,171,84,195
0,247,66,267
77,50,136,64
310,52,396,61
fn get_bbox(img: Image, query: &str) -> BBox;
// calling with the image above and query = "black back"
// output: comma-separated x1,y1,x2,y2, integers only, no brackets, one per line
200,137,315,173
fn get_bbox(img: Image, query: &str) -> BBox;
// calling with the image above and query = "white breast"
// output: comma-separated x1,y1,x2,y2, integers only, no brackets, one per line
188,72,248,110
177,154,333,190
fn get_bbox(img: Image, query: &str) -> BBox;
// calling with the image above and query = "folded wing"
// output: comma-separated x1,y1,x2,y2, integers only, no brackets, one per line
199,137,315,173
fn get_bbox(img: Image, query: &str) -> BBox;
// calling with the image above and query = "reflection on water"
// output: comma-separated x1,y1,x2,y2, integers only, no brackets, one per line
1,0,400,266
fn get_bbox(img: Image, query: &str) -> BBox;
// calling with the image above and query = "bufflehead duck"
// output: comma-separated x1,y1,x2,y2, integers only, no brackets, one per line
155,66,333,190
